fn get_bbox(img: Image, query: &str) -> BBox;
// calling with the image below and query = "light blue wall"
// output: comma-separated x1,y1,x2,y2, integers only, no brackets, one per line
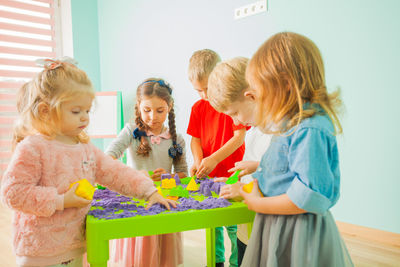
70,0,101,91
71,0,103,148
72,0,400,233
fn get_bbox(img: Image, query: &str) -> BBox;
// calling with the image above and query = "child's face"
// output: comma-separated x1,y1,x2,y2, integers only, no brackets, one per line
139,96,169,133
191,78,208,100
223,91,258,127
59,93,93,142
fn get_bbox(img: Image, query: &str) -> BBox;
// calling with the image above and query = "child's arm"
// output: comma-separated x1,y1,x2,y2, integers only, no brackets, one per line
196,128,246,177
92,144,157,200
239,180,306,215
1,142,67,217
92,145,176,209
105,124,133,160
190,136,203,176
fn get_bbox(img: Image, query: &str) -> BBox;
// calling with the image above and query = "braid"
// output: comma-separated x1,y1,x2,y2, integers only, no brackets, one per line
168,107,181,162
135,105,151,157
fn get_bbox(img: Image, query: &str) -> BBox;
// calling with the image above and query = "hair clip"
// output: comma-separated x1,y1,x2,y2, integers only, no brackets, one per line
132,128,147,140
168,141,183,159
141,79,172,94
35,56,78,70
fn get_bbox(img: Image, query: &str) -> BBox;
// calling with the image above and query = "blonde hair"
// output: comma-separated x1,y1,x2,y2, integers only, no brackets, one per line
208,57,249,112
12,62,95,149
188,49,221,82
246,32,342,135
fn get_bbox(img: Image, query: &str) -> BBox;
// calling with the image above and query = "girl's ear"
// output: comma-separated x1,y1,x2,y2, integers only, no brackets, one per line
37,102,50,120
243,89,257,101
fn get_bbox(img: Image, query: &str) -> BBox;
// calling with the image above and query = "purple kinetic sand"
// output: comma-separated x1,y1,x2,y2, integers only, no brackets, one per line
93,188,117,199
211,182,225,195
174,173,181,185
175,197,202,210
161,173,172,180
203,186,212,197
88,188,232,220
201,197,231,209
199,179,213,194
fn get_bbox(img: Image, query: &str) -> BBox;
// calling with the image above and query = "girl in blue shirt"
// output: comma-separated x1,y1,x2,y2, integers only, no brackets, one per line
207,32,353,266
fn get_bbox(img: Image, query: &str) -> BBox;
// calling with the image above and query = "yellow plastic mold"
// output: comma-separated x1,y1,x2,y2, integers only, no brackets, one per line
70,179,95,200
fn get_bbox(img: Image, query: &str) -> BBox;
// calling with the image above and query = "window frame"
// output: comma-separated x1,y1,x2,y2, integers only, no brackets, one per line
0,0,73,175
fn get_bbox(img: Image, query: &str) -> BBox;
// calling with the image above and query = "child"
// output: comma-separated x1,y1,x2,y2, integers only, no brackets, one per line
208,57,271,266
207,32,354,266
187,49,248,267
106,78,188,267
230,128,271,267
1,58,174,267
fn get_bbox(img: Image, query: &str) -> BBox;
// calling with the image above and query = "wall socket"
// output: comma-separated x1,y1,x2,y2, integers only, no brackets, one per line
234,0,267,20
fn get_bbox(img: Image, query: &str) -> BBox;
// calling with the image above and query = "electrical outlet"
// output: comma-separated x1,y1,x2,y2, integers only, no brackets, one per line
234,0,267,20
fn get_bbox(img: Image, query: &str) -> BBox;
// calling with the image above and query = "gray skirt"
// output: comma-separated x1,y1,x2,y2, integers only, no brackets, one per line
241,212,354,267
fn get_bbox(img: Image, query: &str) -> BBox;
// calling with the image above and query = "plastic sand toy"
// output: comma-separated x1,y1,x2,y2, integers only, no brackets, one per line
161,178,176,189
226,170,241,184
186,177,199,191
170,185,190,198
180,176,193,185
242,181,254,193
70,179,95,200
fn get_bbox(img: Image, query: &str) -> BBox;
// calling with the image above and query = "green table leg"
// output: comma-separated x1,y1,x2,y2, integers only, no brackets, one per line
87,239,109,267
206,228,216,267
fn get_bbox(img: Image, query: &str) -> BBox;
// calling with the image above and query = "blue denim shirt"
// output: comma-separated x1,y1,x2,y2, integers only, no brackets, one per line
252,114,340,215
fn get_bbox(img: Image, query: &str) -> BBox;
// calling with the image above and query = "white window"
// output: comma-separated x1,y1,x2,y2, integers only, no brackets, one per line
0,0,72,175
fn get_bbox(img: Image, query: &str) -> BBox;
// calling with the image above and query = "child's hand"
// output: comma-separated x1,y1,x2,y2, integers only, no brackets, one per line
190,163,198,176
64,183,92,209
151,168,167,181
146,191,177,210
220,182,243,201
239,179,262,211
213,177,228,183
139,170,150,177
228,161,259,177
196,156,218,178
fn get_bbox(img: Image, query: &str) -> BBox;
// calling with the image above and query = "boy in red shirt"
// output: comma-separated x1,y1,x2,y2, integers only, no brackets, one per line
187,49,247,267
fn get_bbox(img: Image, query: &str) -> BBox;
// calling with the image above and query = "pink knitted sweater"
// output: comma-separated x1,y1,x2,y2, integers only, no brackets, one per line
1,135,157,266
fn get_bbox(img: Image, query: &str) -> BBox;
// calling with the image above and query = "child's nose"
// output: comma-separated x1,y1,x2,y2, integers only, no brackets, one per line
82,113,89,121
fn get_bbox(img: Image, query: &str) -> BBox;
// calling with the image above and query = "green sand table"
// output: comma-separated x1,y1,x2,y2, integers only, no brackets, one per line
86,182,255,267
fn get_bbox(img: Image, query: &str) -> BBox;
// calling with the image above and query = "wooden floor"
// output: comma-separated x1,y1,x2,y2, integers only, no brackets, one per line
1,202,399,267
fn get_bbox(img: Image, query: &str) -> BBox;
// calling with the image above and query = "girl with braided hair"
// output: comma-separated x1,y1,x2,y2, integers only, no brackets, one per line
106,78,188,267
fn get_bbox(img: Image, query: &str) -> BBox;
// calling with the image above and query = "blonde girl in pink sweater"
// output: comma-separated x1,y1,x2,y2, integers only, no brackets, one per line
1,58,175,267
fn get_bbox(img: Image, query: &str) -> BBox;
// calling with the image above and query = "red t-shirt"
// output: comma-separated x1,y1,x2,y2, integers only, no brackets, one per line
187,99,248,177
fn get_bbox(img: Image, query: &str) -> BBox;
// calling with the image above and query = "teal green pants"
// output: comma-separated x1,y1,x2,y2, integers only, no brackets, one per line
216,225,238,267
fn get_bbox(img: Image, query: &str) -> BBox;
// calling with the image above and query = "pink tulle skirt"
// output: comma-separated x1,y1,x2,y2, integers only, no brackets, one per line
108,233,183,267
